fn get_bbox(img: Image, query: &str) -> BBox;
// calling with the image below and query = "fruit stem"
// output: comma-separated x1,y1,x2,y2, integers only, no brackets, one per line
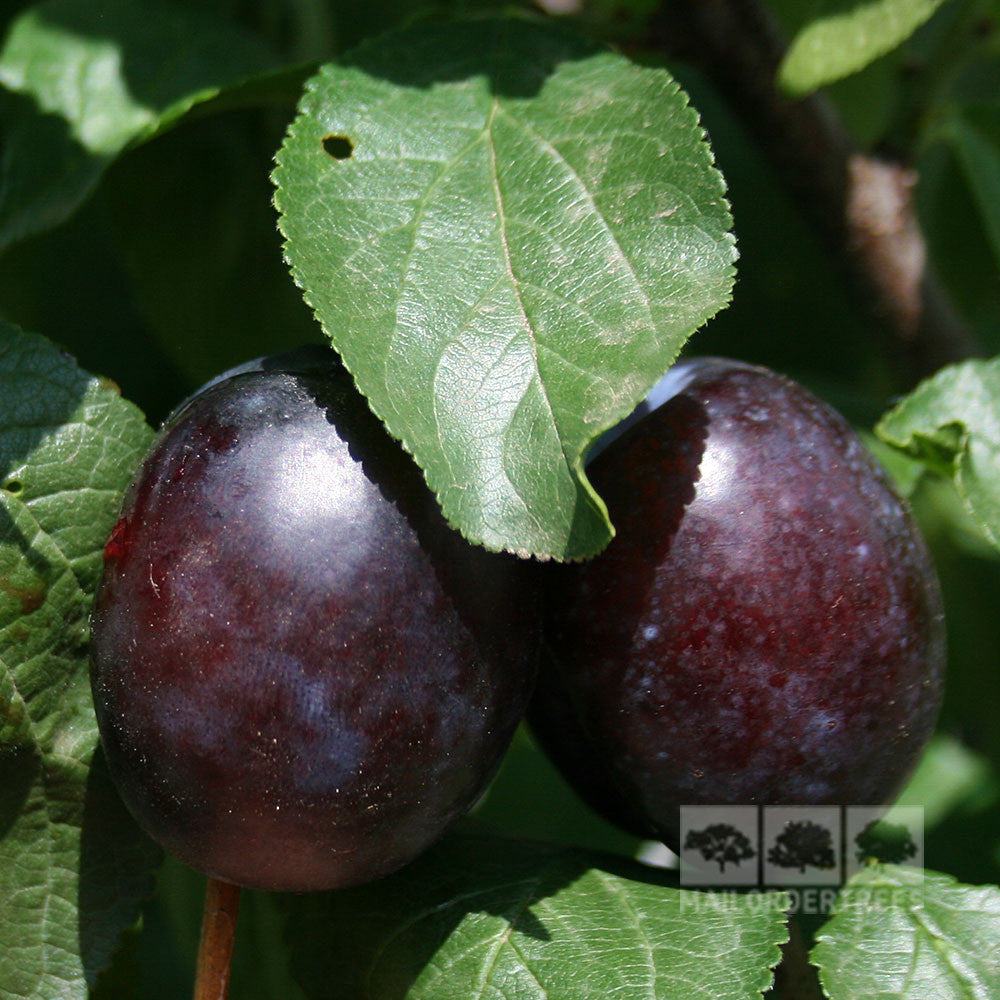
193,877,241,1000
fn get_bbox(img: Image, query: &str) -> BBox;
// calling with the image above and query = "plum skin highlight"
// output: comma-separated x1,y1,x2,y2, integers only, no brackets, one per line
530,357,945,844
90,350,538,892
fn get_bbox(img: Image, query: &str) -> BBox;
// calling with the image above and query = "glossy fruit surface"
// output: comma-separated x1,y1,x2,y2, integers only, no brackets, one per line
530,358,945,843
91,348,538,891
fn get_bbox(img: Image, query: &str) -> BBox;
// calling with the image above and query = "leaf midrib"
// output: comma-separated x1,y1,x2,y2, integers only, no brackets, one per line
484,96,563,535
470,870,544,1000
362,876,542,998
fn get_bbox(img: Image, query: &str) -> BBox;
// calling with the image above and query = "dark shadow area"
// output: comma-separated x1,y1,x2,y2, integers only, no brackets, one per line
0,89,108,250
923,794,1000,887
284,830,679,1000
90,852,202,1000
6,0,275,120
20,4,594,114
101,104,323,420
0,321,99,573
664,64,895,409
333,15,597,98
0,331,95,490
527,642,659,839
0,1,280,322
77,746,162,989
473,724,642,857
0,499,53,580
528,390,709,844
929,538,1000,770
765,916,822,1000
94,852,313,1000
2,98,319,425
0,142,188,417
0,745,41,841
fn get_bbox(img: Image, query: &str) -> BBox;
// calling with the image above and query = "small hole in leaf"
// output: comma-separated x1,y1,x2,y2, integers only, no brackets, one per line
5,480,22,495
323,135,354,160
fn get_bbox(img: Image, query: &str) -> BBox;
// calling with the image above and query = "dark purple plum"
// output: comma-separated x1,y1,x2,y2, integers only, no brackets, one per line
90,348,538,891
530,357,945,844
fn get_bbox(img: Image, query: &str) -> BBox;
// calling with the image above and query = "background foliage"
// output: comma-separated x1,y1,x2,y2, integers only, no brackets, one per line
2,0,1000,997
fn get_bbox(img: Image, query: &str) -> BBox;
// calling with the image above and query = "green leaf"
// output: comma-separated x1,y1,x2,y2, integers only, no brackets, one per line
916,136,1000,354
0,320,159,1000
778,0,946,97
812,864,1000,998
286,833,788,1000
0,0,277,248
471,725,642,856
876,356,1000,552
274,16,736,560
898,734,995,828
0,322,156,593
859,430,926,497
939,114,1000,271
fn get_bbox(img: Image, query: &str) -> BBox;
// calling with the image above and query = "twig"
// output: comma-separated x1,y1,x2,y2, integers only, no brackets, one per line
769,918,825,1000
193,877,242,1000
651,0,974,383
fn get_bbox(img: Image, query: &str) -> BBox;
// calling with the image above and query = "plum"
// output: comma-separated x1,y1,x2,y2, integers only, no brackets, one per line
530,357,945,844
90,347,538,891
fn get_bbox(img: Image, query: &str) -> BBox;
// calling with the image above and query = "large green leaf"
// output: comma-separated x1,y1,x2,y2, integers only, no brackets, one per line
0,0,276,249
0,325,157,594
286,833,788,1000
274,17,736,560
778,0,946,96
0,321,159,1000
812,864,1000,998
876,356,1000,551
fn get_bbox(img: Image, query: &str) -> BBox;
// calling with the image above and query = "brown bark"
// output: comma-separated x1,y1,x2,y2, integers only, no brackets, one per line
651,0,973,382
193,878,241,1000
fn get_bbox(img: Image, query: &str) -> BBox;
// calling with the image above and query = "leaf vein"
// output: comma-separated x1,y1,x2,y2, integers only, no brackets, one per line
494,104,655,333
383,128,490,423
485,98,565,507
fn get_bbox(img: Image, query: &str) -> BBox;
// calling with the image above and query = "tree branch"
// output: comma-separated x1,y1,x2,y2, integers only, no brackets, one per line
193,878,241,1000
769,918,825,1000
651,0,973,383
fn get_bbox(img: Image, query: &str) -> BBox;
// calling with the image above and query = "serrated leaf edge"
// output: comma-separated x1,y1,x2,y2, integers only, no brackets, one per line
271,17,736,561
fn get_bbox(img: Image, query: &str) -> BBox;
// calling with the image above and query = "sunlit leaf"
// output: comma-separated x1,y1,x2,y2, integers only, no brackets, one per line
779,0,945,96
812,863,1000,999
287,833,788,1000
876,356,1000,552
274,16,736,559
0,321,159,1000
0,0,276,247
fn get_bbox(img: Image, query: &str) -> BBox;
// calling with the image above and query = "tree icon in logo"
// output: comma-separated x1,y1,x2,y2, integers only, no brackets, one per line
854,818,918,865
683,823,756,873
767,820,836,873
